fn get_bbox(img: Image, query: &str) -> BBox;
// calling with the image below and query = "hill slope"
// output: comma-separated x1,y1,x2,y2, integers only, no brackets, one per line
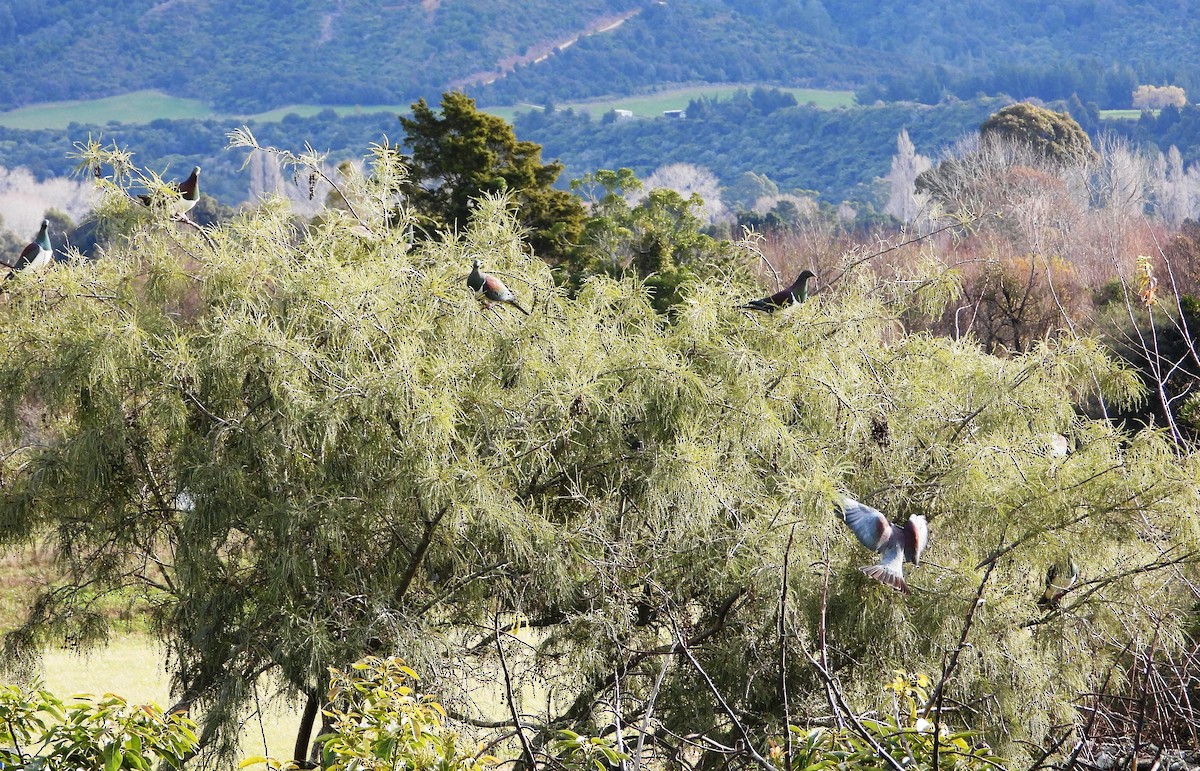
476,0,1200,109
0,0,641,112
2,0,1200,113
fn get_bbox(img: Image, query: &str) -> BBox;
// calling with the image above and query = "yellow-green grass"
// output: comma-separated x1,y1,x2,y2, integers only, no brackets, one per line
33,633,541,765
242,103,410,122
1100,108,1156,120
0,85,856,130
39,637,303,762
565,85,856,116
0,90,213,130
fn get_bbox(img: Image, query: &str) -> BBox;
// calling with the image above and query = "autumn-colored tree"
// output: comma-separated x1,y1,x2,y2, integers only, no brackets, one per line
1132,84,1188,109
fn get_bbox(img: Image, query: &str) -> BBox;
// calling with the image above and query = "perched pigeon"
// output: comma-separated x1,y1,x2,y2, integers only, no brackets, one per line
835,495,928,594
1037,557,1079,608
467,259,530,315
3,218,53,277
741,269,816,312
139,165,201,217
1043,433,1072,458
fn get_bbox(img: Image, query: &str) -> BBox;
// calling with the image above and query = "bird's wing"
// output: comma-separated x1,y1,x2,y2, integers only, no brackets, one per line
902,516,928,564
7,242,41,269
1,245,28,269
483,274,514,301
837,497,892,552
860,543,909,593
741,296,775,312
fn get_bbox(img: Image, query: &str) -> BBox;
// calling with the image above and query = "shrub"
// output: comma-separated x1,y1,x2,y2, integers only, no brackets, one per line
0,682,197,771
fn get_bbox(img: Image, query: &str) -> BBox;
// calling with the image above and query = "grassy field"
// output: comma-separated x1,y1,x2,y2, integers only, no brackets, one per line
1100,108,1155,120
40,637,303,761
31,633,538,766
487,85,856,122
0,90,214,130
0,86,857,130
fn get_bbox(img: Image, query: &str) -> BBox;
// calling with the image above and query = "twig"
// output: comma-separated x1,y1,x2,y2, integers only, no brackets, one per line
818,542,843,729
1130,630,1160,771
496,614,538,770
925,558,996,771
778,525,796,762
1062,651,1119,771
800,647,906,771
667,614,780,771
824,217,972,288
634,650,671,771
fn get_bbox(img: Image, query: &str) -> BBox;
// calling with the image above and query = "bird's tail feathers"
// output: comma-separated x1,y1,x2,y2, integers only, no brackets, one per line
860,564,910,594
513,300,531,315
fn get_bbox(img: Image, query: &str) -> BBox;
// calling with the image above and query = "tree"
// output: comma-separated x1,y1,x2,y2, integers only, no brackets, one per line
1132,84,1188,109
977,102,1098,165
569,167,736,310
882,129,932,224
3,143,1200,769
398,91,586,263
638,163,728,226
0,683,198,770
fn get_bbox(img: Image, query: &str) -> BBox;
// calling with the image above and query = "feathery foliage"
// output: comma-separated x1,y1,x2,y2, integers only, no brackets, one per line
1,142,1198,769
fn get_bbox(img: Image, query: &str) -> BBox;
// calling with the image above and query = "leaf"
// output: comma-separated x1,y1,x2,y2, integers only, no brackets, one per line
104,746,124,771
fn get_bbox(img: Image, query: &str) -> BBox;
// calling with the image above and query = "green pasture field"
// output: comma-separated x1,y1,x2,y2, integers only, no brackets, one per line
556,85,857,117
30,630,539,765
39,637,304,761
0,86,857,130
1099,108,1155,120
0,90,214,130
486,85,857,121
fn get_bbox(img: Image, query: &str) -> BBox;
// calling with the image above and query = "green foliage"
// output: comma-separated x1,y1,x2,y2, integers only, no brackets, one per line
2,0,1199,117
0,0,642,113
473,0,1200,111
568,167,736,310
547,730,629,771
399,92,586,263
521,97,1003,207
314,657,492,771
0,682,198,771
979,103,1097,165
783,672,1002,771
0,94,1000,212
1,140,1199,768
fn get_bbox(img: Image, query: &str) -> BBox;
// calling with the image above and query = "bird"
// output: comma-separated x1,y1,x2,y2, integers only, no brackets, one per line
138,165,201,217
1043,433,1072,458
1037,557,1079,608
467,259,530,315
740,269,816,312
835,495,928,594
3,218,53,278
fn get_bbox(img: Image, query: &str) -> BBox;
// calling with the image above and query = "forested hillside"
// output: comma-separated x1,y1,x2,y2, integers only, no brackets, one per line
0,0,641,111
0,95,1002,211
478,0,1200,109
2,0,1200,114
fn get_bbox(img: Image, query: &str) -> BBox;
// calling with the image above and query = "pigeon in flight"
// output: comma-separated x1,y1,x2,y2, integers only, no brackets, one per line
741,269,816,312
3,218,53,278
835,495,928,594
468,259,530,315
